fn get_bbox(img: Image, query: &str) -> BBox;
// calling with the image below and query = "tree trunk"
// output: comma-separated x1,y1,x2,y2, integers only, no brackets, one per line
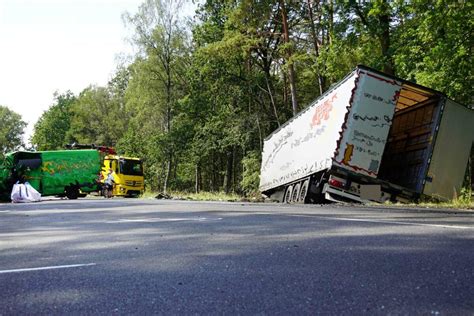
232,148,237,192
163,154,171,194
163,48,173,193
265,74,280,126
379,12,394,75
211,150,217,191
327,1,333,46
195,162,201,193
307,0,325,95
256,116,263,153
223,148,234,194
353,1,394,75
280,0,298,116
282,72,288,108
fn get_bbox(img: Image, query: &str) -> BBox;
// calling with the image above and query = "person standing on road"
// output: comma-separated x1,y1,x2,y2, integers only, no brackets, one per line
104,168,115,198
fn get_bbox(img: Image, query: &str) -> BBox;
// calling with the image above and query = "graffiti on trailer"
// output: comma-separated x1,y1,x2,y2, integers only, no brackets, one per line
342,144,354,165
262,158,332,190
363,92,395,106
311,93,337,127
274,163,311,186
353,130,386,144
351,136,374,147
314,158,332,172
41,160,96,175
262,129,294,171
352,113,392,128
368,159,379,173
291,125,326,149
280,161,293,171
354,145,380,157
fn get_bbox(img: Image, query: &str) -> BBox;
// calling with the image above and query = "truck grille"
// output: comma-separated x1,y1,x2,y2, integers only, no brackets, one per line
125,180,143,187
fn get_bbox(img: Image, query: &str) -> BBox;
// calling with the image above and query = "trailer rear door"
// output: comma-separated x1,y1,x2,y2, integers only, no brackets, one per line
422,100,474,200
333,70,403,177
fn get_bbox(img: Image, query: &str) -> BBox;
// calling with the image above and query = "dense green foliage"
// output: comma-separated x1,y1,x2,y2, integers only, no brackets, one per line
31,0,473,194
0,105,26,156
31,92,76,151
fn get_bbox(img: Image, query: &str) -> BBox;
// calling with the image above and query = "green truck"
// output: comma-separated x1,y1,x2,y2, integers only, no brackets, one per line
0,150,101,201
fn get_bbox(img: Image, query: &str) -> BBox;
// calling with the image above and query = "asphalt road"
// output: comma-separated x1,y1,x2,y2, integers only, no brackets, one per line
0,198,473,315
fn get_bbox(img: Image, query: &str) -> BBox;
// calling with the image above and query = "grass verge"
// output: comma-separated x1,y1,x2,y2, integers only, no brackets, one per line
380,193,473,210
405,200,473,210
142,190,259,202
142,191,472,210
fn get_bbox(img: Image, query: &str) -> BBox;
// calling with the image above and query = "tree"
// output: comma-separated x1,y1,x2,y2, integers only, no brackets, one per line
240,150,261,196
393,1,473,105
123,0,190,193
66,85,126,146
0,105,26,155
38,0,469,197
305,0,325,95
185,1,257,193
61,66,130,146
280,0,299,115
31,91,75,150
349,0,395,75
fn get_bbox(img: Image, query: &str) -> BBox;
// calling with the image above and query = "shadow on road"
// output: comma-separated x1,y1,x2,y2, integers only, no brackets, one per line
1,200,473,314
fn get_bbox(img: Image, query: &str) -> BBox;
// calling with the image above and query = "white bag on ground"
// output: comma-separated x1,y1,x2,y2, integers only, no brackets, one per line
11,182,41,203
10,182,23,203
24,182,41,201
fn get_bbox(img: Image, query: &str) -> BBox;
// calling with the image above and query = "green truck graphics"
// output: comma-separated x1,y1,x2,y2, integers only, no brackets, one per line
0,150,101,200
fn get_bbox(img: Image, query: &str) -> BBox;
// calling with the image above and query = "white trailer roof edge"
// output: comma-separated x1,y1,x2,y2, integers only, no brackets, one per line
357,65,446,100
263,64,462,143
263,68,359,142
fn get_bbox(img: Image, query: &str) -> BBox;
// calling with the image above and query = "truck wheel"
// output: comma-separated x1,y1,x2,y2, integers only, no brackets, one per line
65,186,79,199
298,180,309,204
284,185,293,203
291,183,301,203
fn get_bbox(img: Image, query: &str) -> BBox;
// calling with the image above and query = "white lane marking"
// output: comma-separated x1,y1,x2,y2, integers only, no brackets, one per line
0,210,11,213
106,217,223,223
0,263,96,274
287,214,473,230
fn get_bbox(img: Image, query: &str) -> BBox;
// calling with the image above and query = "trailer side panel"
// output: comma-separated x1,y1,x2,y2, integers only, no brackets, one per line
259,72,357,192
39,150,101,195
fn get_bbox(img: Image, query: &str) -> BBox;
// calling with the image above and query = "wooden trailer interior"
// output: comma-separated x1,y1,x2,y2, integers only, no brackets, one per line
378,84,441,192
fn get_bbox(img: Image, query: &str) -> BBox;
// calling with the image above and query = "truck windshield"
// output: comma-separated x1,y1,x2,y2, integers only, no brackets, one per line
119,159,143,176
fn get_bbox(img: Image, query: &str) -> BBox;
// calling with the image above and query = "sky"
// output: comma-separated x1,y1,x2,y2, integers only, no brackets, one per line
0,0,143,142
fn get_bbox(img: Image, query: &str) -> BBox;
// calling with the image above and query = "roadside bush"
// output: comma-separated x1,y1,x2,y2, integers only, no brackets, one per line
240,151,261,196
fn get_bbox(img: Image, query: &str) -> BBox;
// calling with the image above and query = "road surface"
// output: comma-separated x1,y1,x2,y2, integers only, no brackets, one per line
1,198,473,314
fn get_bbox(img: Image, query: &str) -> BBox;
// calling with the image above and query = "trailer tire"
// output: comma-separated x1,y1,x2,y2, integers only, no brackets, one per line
291,183,301,203
65,186,79,200
284,185,293,203
298,180,309,204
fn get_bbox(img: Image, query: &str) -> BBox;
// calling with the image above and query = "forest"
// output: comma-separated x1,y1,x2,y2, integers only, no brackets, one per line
1,0,472,196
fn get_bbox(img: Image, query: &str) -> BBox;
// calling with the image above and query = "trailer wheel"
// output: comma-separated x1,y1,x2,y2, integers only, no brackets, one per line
291,183,301,203
298,180,309,204
65,186,79,200
284,185,293,203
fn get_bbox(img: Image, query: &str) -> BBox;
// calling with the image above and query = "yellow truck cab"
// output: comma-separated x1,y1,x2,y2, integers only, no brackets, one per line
101,155,144,197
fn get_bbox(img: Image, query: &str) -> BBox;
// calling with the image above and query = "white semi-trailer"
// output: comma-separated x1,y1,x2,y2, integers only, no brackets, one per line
260,65,474,203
